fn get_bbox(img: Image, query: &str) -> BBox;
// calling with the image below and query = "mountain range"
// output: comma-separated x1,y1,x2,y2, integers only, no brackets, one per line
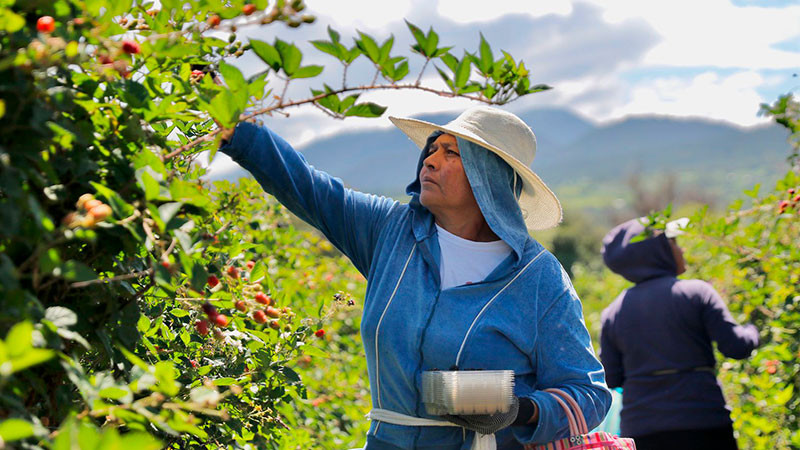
212,107,791,211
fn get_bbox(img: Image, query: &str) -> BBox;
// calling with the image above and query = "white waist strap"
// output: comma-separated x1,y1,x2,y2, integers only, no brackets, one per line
367,409,496,450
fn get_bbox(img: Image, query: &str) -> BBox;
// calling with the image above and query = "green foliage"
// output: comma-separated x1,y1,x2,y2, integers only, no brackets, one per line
0,1,548,448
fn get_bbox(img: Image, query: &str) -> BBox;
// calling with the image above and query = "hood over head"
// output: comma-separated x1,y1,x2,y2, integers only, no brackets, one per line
601,218,677,283
406,132,528,261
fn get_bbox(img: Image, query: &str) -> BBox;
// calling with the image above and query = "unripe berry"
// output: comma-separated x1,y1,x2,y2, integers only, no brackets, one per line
195,319,210,335
82,198,102,211
213,328,226,340
207,15,221,27
88,203,112,222
214,314,229,328
269,320,281,330
76,193,94,209
255,292,271,305
235,300,248,312
121,40,140,55
253,310,267,323
265,306,281,318
37,16,56,33
246,260,255,270
227,266,239,279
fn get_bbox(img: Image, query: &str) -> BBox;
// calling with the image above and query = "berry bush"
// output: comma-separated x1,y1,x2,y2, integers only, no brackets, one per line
0,0,547,447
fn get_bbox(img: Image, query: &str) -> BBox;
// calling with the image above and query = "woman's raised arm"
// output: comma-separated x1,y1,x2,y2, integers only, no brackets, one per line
220,121,401,276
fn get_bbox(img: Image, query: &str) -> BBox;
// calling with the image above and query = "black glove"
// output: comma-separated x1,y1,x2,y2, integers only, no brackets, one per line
443,396,521,435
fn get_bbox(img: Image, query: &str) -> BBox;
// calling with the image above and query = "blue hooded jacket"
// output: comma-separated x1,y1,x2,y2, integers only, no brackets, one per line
221,121,611,449
600,219,759,437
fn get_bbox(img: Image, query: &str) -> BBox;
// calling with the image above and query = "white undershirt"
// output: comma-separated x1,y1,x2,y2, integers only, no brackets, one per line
435,224,513,290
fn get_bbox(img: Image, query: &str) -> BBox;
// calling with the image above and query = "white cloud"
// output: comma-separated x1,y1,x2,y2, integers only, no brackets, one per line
436,0,573,23
309,0,414,30
608,70,768,125
583,0,800,69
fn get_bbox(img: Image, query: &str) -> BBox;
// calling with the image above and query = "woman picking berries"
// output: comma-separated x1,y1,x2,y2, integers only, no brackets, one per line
219,107,611,449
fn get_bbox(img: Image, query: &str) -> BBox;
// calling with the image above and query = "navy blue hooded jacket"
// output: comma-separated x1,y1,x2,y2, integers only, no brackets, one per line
599,219,759,437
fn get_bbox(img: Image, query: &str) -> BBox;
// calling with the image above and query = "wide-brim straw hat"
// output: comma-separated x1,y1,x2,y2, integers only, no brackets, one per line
389,106,562,231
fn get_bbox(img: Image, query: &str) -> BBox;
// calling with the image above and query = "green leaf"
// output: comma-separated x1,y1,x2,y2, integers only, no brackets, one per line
45,306,78,328
478,33,493,74
454,55,471,89
424,29,440,58
274,39,302,76
378,35,395,64
249,39,282,71
8,348,56,374
291,65,324,79
0,8,25,33
137,314,151,332
0,419,34,442
5,322,33,358
207,92,241,128
405,20,427,55
311,40,342,59
212,377,237,386
356,31,380,62
345,103,387,118
170,308,189,318
219,61,246,91
98,386,131,400
56,261,97,282
327,26,341,43
439,53,458,72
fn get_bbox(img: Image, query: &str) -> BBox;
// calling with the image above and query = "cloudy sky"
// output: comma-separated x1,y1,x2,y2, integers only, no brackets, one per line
215,0,799,155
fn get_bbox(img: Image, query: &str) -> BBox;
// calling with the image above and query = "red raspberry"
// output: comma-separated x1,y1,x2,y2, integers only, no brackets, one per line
195,319,209,336
315,329,325,338
37,16,56,33
214,314,229,328
121,40,140,54
255,292,271,305
253,310,267,324
207,275,220,288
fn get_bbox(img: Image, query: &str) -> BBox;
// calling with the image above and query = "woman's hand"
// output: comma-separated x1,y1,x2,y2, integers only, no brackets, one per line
443,396,520,435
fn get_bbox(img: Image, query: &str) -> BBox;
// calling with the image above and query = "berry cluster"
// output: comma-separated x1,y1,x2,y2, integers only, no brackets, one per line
777,187,800,215
61,194,112,228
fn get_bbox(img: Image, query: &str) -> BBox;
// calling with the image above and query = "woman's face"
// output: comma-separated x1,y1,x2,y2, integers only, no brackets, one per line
419,134,479,216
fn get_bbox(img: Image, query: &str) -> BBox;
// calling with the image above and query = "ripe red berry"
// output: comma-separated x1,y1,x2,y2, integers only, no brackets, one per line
255,292,271,305
121,40,140,54
214,314,230,327
195,319,210,336
227,266,239,279
207,275,220,288
161,261,171,269
269,320,281,330
235,300,248,312
315,329,325,338
253,310,267,324
37,16,56,33
242,4,257,15
789,188,796,195
207,15,221,27
246,260,255,270
190,359,199,368
793,194,800,203
265,306,281,318
191,69,204,78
